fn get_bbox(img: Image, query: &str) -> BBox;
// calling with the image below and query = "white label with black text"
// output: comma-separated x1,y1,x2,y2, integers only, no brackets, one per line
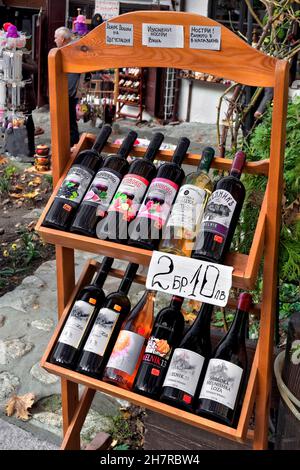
201,189,237,238
142,24,184,48
199,359,243,409
106,23,133,46
163,348,205,396
190,26,221,50
167,184,207,232
146,251,232,307
58,300,94,348
83,308,119,356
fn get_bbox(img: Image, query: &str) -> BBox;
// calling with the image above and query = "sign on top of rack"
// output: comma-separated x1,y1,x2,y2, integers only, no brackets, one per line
106,23,133,46
190,26,221,50
146,251,233,307
142,24,184,48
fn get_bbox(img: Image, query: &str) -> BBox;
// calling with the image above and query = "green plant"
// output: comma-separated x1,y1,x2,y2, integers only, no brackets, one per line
0,165,18,195
108,414,132,442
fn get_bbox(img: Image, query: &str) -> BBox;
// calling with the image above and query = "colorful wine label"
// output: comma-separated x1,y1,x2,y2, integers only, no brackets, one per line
162,348,205,396
200,189,237,238
57,165,92,203
83,307,119,356
199,358,243,410
108,174,149,222
142,336,172,374
58,300,95,348
137,178,178,229
106,330,145,375
167,184,207,233
83,170,122,217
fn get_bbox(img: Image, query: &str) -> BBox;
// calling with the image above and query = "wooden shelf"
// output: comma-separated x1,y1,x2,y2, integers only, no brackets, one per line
40,259,258,444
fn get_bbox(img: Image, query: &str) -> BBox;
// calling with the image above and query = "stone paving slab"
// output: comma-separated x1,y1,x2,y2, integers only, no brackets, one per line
0,417,59,450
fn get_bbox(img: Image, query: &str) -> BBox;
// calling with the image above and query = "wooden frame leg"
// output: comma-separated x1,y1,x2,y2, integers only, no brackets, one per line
61,388,96,450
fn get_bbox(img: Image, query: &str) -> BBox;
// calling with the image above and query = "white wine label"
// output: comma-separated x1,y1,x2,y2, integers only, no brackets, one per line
145,336,172,360
106,330,145,375
83,308,119,356
58,300,95,348
142,24,184,48
108,174,149,221
199,358,243,410
83,170,121,217
57,166,92,204
137,178,178,228
162,348,205,396
106,23,133,46
201,189,237,238
146,251,233,307
167,184,207,233
190,26,221,51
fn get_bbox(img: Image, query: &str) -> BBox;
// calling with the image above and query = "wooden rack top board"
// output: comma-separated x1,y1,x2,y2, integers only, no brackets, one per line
36,11,288,451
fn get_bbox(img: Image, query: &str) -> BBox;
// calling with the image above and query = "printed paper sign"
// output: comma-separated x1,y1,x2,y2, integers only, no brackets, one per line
106,23,133,46
95,1,120,21
142,24,184,48
146,251,233,307
190,26,221,50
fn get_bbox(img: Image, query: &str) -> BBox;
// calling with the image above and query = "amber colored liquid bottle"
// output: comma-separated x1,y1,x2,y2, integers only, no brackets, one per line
196,293,251,427
102,290,155,390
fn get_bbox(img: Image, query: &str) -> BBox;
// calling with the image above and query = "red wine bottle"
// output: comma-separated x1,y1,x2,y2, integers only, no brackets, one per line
96,133,164,242
160,302,213,412
76,262,139,378
196,293,251,427
128,137,190,250
102,290,155,390
70,131,138,237
133,296,185,399
192,151,246,263
49,257,113,369
43,125,112,230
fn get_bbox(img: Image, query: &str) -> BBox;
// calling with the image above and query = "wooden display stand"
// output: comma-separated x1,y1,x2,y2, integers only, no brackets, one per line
116,67,144,121
36,11,288,450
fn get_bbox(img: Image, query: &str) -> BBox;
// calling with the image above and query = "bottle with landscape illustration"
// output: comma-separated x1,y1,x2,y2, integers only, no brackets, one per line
49,257,114,369
96,133,164,243
76,262,139,378
42,125,112,230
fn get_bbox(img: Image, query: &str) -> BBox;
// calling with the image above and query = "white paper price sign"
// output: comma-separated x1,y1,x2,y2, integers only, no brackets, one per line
190,26,221,50
142,24,184,48
106,23,133,46
146,251,233,307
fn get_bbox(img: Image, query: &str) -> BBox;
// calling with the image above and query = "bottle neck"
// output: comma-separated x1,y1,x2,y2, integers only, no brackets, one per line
117,263,139,295
229,150,246,179
193,303,213,330
143,132,165,162
117,130,138,159
226,308,248,342
170,296,184,310
92,257,113,289
198,147,215,173
172,137,190,166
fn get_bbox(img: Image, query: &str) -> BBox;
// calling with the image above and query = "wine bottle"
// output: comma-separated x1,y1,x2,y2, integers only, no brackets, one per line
43,125,112,230
128,137,190,250
49,257,114,369
192,151,246,263
196,293,251,427
76,262,139,378
70,131,138,237
96,133,164,242
102,290,155,390
133,296,185,399
160,302,213,412
159,147,215,257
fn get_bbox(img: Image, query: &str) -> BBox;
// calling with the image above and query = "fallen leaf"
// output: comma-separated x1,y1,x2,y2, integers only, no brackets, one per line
0,156,8,165
28,177,42,187
10,190,39,199
5,393,36,421
12,184,24,192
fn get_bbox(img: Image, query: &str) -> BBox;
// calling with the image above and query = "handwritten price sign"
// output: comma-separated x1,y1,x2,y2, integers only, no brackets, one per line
146,251,233,307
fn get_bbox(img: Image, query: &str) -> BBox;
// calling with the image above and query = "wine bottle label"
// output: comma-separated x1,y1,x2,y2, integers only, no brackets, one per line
166,184,207,233
137,178,178,229
83,307,119,356
200,189,237,238
83,170,122,217
108,174,149,222
142,336,172,374
199,358,243,410
106,330,145,375
58,300,95,348
57,165,92,203
162,348,205,396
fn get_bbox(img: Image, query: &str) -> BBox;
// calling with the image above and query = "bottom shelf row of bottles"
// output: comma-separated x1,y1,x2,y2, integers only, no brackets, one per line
47,256,255,429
